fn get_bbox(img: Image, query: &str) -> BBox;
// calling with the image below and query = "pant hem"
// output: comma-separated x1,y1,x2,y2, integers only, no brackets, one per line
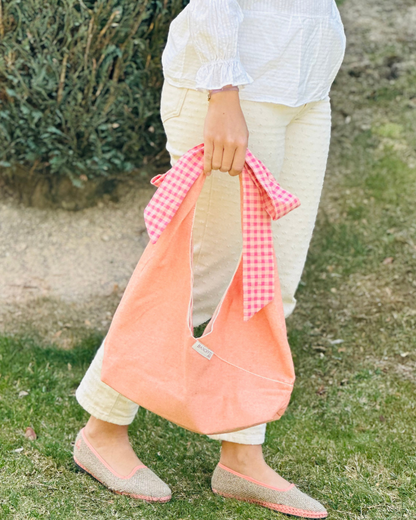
207,433,265,445
75,387,137,426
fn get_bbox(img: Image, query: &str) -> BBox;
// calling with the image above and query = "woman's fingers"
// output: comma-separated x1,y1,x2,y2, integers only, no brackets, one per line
204,142,246,177
203,139,214,176
220,144,236,173
229,144,247,176
211,141,224,172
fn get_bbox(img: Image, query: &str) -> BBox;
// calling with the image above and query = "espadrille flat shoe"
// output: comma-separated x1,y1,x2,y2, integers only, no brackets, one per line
73,428,171,503
212,463,327,519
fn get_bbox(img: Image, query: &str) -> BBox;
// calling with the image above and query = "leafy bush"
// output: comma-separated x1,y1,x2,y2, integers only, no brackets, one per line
0,0,186,189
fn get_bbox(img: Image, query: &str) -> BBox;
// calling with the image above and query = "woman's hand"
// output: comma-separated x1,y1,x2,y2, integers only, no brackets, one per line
203,87,249,177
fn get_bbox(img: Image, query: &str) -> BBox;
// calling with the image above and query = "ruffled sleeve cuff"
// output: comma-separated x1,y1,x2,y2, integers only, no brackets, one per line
194,58,254,92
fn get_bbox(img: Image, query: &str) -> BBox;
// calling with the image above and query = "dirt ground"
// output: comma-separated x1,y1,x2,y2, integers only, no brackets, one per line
0,181,155,347
1,0,415,348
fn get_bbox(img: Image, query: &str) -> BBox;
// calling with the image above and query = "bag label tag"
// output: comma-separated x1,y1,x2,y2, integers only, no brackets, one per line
192,341,214,360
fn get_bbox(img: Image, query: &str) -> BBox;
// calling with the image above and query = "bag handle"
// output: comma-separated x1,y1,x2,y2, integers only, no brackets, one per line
144,143,300,320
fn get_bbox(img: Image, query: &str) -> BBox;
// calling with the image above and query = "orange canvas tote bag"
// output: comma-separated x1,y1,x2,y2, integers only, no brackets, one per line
101,143,300,435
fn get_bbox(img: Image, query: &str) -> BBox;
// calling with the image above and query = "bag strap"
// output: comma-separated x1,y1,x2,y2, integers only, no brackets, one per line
144,143,300,320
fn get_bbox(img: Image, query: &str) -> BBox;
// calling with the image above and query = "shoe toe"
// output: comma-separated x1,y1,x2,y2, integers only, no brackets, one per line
284,486,327,517
137,468,172,499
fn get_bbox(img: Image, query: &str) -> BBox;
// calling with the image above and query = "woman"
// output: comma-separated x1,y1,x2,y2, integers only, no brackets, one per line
73,0,346,517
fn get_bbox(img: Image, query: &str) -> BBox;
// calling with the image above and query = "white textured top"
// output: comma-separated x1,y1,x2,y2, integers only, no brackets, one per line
161,0,347,106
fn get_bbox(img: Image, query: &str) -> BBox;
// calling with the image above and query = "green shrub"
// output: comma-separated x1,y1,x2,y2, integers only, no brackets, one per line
0,0,187,189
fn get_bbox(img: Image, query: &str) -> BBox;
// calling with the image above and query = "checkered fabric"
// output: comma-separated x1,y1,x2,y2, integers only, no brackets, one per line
144,143,301,320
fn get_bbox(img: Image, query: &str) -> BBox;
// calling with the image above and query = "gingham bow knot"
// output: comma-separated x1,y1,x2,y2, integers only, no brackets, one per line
144,143,300,320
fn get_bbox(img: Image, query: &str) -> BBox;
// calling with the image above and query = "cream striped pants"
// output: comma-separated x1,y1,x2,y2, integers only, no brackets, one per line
76,80,332,445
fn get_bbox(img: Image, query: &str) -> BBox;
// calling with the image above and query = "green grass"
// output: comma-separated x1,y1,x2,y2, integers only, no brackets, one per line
1,314,414,519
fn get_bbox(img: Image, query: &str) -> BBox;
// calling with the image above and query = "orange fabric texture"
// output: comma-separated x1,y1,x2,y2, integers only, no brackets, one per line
101,149,297,435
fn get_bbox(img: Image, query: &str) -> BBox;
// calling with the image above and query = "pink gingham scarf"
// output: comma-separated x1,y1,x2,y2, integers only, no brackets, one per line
144,143,300,321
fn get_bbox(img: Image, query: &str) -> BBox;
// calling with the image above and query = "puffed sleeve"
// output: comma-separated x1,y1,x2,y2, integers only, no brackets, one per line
188,0,254,91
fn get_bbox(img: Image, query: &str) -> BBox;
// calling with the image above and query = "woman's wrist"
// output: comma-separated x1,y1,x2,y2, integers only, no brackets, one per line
208,84,239,101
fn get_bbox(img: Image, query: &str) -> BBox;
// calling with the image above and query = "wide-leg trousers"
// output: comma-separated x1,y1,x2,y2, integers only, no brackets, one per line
75,80,332,445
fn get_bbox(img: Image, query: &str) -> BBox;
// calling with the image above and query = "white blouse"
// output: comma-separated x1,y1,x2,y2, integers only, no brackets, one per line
161,0,347,107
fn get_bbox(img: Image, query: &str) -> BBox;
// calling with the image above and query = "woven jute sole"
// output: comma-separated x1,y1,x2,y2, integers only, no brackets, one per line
212,488,328,519
74,457,171,503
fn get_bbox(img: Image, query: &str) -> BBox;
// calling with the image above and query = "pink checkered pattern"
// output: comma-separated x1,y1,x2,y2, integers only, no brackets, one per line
144,143,301,320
